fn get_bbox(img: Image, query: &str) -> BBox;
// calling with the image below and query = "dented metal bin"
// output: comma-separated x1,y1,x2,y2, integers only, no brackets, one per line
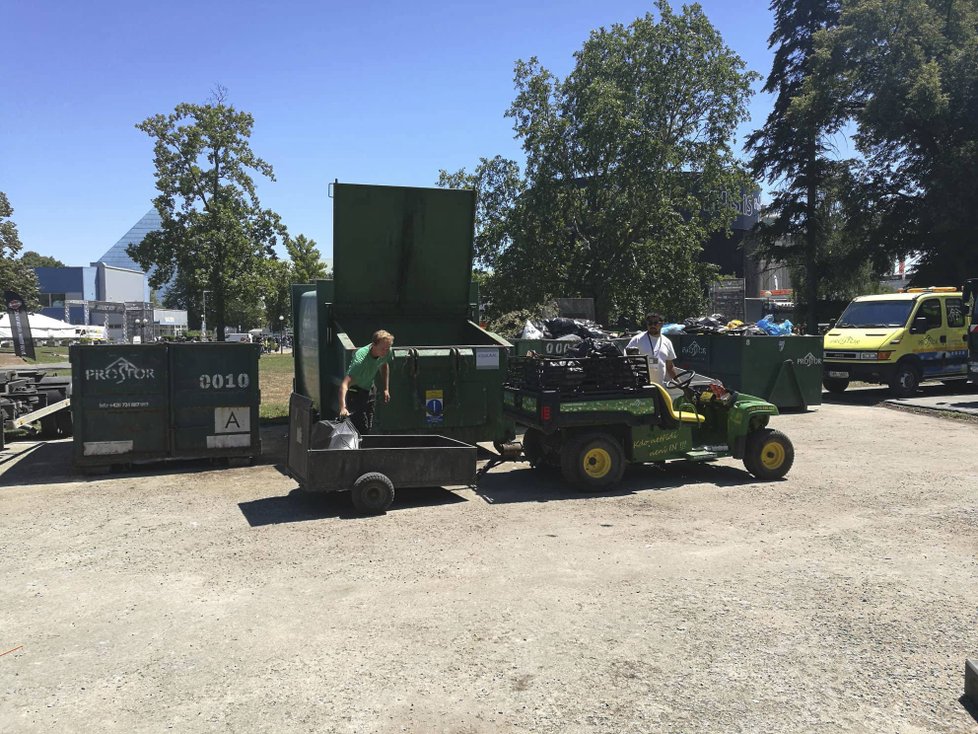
70,343,260,469
292,183,515,446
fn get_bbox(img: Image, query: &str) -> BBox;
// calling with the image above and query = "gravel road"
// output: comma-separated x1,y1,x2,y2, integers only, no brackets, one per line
1,402,977,733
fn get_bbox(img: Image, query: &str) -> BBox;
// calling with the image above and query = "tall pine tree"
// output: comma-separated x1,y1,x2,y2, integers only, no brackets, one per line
746,0,844,333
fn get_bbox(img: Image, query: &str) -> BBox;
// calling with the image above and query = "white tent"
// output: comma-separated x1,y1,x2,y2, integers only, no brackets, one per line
0,312,85,340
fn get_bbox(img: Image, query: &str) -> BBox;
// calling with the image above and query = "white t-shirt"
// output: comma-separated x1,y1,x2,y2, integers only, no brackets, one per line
625,330,676,385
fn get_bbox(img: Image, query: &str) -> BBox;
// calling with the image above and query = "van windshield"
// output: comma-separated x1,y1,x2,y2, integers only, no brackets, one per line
836,301,914,328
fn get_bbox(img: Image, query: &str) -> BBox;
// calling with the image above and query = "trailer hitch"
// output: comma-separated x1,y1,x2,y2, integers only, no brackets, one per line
474,441,524,482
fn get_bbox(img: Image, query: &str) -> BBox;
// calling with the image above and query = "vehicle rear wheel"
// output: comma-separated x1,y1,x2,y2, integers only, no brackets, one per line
744,429,794,481
560,432,626,491
822,376,849,394
889,363,919,397
351,472,395,514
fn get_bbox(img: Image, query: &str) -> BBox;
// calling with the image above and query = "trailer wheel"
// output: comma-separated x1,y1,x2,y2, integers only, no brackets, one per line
744,429,794,480
561,432,625,491
351,472,395,514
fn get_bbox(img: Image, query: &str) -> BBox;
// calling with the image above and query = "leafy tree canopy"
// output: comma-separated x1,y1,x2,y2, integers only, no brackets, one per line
820,0,978,285
0,192,40,308
442,1,756,325
129,88,287,340
286,234,329,283
20,251,66,269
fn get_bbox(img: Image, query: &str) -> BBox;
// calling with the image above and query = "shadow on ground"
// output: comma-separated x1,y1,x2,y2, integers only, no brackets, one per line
475,459,760,505
238,484,467,526
821,380,975,408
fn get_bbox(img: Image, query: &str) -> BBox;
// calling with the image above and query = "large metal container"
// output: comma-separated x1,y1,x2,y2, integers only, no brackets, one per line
672,334,824,409
71,343,261,468
293,183,515,446
168,342,261,459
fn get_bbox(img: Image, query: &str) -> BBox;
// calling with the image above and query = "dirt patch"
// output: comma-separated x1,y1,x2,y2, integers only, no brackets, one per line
1,406,977,733
0,353,26,367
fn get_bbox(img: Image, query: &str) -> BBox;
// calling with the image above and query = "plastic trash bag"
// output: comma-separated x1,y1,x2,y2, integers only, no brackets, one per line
756,314,794,336
327,419,361,450
521,319,546,339
662,322,685,335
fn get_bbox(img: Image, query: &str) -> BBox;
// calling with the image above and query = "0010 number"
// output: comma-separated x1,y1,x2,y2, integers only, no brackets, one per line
199,373,251,390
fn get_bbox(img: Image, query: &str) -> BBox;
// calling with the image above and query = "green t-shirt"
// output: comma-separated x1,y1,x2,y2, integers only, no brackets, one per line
346,344,392,388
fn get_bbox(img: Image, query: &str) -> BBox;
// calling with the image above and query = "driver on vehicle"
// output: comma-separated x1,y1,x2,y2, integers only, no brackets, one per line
626,313,679,386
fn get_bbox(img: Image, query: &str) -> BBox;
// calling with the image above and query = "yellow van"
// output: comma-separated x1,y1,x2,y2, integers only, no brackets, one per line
823,287,970,396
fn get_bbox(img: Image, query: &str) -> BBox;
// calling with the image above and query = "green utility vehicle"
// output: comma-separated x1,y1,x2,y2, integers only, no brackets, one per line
502,356,794,489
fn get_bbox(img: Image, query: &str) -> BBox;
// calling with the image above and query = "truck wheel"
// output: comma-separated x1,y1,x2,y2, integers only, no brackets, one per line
522,428,546,468
55,410,72,436
889,363,919,397
560,432,625,491
822,376,849,394
351,472,395,514
744,429,794,480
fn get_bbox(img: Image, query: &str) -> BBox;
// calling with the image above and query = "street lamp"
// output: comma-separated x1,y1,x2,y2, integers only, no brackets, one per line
278,315,285,352
133,318,147,343
202,290,212,341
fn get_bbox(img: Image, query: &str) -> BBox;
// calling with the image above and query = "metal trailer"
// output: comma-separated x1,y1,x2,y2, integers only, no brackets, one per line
286,393,477,514
291,182,516,448
0,369,73,447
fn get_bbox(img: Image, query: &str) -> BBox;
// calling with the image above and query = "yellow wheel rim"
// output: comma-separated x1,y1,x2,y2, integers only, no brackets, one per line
760,441,786,470
582,447,612,479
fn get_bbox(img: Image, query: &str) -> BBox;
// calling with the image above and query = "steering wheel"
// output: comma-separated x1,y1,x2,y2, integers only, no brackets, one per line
665,368,696,390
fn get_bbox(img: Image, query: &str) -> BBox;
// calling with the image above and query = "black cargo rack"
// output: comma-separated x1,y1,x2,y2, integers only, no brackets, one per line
505,355,650,397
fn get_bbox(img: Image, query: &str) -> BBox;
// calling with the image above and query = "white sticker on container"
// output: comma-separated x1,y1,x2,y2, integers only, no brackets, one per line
475,348,498,370
206,434,251,449
83,440,134,456
215,407,250,434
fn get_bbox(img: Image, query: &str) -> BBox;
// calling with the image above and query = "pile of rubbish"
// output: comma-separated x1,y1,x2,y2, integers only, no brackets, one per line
665,313,795,337
519,317,621,342
519,313,797,340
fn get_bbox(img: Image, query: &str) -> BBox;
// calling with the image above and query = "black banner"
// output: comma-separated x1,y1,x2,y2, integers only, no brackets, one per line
5,290,36,360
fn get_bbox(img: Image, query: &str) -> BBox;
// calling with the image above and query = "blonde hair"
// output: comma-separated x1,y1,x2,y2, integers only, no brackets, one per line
372,329,394,346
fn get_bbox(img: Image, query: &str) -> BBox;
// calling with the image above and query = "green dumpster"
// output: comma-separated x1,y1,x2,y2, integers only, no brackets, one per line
168,342,261,459
71,343,261,469
293,183,515,446
71,344,170,467
672,334,823,409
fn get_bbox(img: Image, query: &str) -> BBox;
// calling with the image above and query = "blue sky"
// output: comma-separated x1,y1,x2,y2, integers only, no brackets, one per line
4,0,778,267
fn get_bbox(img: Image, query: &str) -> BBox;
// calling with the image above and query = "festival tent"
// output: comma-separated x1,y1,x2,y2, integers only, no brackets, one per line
0,312,87,340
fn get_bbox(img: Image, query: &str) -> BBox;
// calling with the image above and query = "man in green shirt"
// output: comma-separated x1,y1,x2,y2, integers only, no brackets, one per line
338,329,394,434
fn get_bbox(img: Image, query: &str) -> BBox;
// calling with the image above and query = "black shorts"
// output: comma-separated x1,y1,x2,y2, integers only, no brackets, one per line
346,385,376,435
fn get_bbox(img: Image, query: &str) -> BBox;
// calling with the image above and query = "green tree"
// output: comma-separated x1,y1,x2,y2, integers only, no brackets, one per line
130,89,287,341
449,1,756,325
745,0,845,333
20,251,66,269
823,0,978,285
0,192,40,308
285,234,328,283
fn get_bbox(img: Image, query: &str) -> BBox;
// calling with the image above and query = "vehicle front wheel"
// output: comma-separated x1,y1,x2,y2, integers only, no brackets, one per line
889,363,919,397
744,429,794,481
351,472,395,514
560,432,626,491
822,376,849,394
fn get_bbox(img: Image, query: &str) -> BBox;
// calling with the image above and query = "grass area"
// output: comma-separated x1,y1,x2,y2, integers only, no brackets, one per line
259,351,294,423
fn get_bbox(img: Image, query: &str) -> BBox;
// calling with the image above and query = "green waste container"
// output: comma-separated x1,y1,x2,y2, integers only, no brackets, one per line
71,344,170,467
71,343,261,469
168,342,261,459
672,334,823,409
293,183,515,446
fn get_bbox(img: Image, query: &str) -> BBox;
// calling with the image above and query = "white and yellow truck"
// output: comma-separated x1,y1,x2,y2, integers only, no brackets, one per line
822,287,969,397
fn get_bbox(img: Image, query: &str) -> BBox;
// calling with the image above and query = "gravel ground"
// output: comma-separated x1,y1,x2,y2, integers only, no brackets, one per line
1,402,977,733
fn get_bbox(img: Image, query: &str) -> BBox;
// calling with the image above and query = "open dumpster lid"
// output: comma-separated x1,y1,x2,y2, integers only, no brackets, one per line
332,183,476,316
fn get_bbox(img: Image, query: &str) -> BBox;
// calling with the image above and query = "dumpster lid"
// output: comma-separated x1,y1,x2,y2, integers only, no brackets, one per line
332,183,475,315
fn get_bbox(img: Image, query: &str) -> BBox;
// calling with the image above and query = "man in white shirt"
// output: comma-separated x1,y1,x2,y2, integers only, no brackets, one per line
626,312,679,385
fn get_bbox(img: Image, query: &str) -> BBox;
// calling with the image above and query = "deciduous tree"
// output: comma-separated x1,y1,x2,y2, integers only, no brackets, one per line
0,193,40,308
130,89,287,340
285,234,328,283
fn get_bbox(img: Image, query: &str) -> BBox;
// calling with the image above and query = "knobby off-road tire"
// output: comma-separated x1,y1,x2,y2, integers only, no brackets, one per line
560,432,626,491
744,429,794,481
522,428,547,469
351,472,395,515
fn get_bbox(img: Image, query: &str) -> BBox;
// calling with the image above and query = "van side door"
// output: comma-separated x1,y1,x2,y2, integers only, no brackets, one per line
910,298,944,379
943,296,968,378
